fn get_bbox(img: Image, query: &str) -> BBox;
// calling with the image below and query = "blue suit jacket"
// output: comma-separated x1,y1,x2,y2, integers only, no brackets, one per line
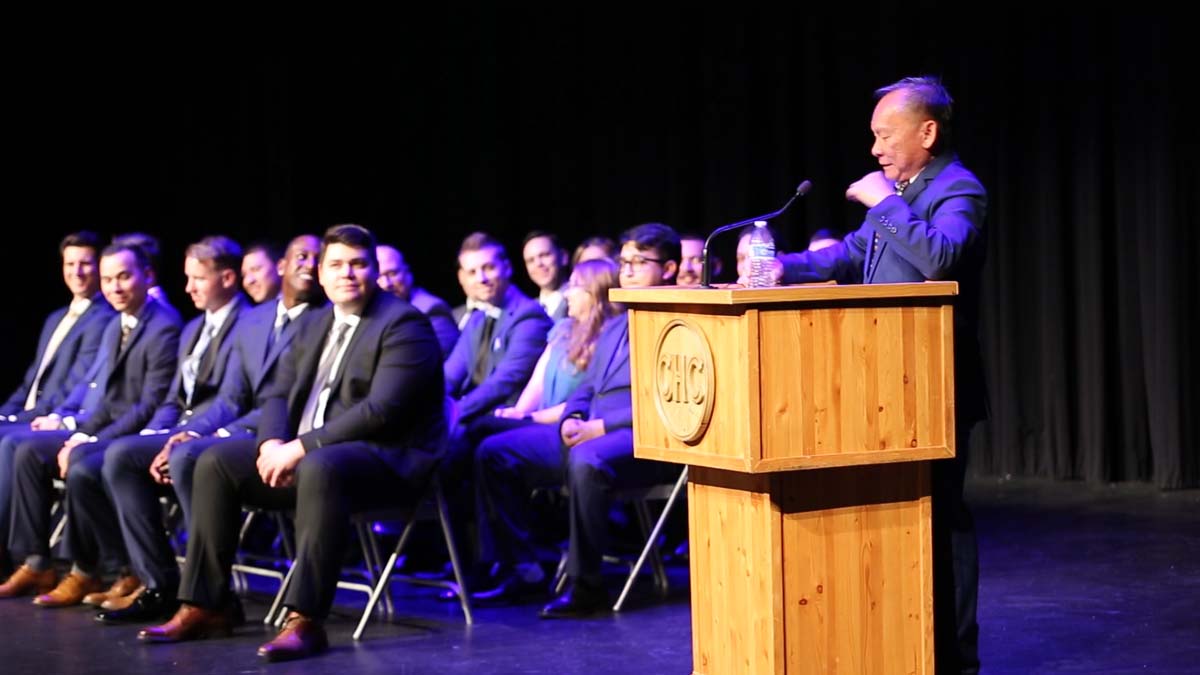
779,152,989,423
443,285,552,423
185,298,320,436
143,295,248,431
72,299,183,441
560,313,632,432
410,287,460,359
258,292,446,482
1,296,115,419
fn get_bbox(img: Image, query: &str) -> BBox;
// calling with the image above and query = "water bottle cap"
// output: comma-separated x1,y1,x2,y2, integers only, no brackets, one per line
754,220,768,228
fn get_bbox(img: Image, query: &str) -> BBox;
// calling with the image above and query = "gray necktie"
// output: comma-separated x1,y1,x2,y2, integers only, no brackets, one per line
298,321,351,435
182,321,216,405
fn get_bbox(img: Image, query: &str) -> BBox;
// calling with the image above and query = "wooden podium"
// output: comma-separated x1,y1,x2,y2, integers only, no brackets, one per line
610,282,958,675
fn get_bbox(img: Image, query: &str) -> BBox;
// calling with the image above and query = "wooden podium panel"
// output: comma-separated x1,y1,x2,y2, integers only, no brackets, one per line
613,284,956,472
689,464,933,675
612,283,956,675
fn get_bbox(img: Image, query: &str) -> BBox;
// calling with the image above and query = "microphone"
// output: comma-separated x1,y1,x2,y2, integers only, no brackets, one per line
700,179,812,287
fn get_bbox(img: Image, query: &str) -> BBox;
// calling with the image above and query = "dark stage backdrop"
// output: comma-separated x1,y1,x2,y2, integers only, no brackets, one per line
6,10,1194,487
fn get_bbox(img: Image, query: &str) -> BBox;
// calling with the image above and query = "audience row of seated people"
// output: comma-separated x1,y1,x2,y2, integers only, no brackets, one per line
0,221,693,662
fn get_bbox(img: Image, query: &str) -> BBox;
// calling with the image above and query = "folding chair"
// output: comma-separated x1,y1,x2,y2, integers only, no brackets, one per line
550,465,690,611
264,396,473,638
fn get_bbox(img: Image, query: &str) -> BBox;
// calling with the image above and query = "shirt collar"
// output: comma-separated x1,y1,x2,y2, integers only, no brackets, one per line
332,305,362,328
278,298,309,322
68,297,93,316
205,296,238,333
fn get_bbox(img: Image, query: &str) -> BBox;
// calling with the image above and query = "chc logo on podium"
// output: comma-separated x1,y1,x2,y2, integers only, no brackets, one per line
653,319,716,443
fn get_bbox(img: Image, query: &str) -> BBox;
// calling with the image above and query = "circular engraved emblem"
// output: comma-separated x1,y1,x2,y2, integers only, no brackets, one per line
653,319,716,443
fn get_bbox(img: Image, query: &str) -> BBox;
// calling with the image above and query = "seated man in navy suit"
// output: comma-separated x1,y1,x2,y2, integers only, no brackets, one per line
58,235,248,619
139,224,445,663
0,231,115,575
0,241,181,602
521,230,571,321
151,234,323,530
376,243,459,358
239,241,283,305
472,222,681,617
444,232,552,426
95,234,321,622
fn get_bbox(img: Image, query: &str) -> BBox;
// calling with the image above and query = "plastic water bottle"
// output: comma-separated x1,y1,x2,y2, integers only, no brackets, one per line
747,220,777,288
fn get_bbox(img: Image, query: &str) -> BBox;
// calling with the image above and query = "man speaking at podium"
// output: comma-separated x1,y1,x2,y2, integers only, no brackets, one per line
756,76,987,675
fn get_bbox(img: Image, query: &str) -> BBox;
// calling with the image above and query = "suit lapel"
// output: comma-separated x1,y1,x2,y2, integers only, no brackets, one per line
197,299,242,385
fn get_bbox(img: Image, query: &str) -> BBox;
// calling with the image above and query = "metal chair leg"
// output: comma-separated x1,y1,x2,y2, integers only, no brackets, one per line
613,467,688,611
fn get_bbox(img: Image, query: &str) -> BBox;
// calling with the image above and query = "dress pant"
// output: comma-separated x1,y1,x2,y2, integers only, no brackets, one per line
8,430,127,573
102,435,182,591
0,422,34,555
476,424,675,583
931,425,981,674
167,433,252,528
178,438,423,619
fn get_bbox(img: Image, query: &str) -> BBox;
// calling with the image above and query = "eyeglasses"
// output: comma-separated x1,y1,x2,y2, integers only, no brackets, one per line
618,255,664,270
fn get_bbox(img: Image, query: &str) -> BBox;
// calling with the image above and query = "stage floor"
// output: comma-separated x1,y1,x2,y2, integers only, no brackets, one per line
1,476,1196,674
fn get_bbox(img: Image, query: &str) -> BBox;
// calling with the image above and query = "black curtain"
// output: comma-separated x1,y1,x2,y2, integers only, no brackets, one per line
7,8,1194,487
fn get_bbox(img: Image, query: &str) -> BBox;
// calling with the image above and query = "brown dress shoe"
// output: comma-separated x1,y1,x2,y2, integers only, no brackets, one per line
100,584,146,611
34,572,103,607
257,612,329,662
0,566,57,599
83,575,142,607
138,603,236,643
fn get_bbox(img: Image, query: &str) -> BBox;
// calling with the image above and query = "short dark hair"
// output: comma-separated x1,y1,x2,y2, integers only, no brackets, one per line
458,231,508,262
809,228,839,242
185,235,244,274
112,232,162,273
100,241,151,270
59,231,103,255
875,75,954,152
619,222,681,265
521,230,565,252
320,224,378,267
245,241,283,264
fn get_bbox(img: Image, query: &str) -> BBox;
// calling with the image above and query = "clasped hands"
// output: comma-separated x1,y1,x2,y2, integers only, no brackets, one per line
255,438,306,488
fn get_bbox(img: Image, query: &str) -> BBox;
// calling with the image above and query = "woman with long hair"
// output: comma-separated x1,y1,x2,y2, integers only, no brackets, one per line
492,258,622,424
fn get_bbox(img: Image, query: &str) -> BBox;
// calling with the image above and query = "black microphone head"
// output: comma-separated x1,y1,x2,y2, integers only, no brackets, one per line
796,179,813,196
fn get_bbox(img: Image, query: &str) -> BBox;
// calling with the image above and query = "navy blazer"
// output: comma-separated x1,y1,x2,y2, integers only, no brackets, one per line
1,296,115,419
443,285,551,423
258,292,445,482
410,287,460,359
143,295,248,431
75,299,183,441
779,152,989,423
186,298,319,436
560,313,632,432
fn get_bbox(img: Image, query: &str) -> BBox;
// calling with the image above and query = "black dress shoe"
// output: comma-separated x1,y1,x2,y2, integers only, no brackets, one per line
469,572,547,606
538,581,609,619
96,588,180,624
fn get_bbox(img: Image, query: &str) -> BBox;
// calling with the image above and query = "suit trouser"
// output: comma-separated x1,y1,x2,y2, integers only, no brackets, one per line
167,433,251,528
9,430,128,573
102,434,182,591
179,438,422,619
0,422,34,557
931,425,980,674
477,424,675,584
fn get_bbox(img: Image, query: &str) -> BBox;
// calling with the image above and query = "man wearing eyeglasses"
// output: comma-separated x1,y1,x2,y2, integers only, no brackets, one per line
469,222,681,616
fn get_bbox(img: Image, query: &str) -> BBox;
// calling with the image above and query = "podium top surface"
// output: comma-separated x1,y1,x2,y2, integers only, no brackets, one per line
610,281,958,306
